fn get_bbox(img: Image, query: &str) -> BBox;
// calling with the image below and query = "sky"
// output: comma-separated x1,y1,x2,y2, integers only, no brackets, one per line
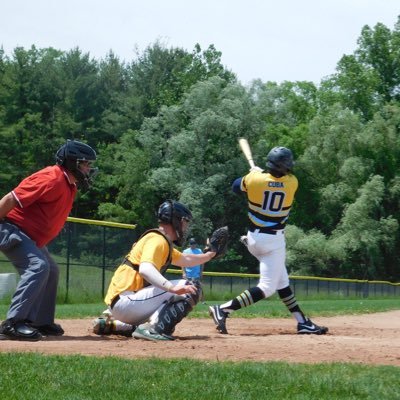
1,0,399,85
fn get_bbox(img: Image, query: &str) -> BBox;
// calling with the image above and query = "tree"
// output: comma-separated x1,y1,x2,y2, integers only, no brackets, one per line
125,42,236,130
319,17,400,120
330,175,398,279
96,43,237,226
288,103,400,280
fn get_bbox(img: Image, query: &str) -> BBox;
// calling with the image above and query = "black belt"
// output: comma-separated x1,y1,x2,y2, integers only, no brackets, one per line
110,295,120,309
248,226,282,235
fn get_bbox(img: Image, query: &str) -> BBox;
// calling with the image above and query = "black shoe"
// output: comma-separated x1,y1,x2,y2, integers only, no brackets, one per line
33,323,64,336
297,318,328,335
209,305,229,334
0,319,42,341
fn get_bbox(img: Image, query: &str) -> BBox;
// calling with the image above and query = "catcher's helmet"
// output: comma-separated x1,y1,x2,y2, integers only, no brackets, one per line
266,146,294,176
56,140,97,190
158,200,193,246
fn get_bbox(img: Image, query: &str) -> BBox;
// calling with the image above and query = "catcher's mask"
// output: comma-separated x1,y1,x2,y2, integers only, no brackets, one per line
56,140,98,190
157,200,193,246
266,146,294,177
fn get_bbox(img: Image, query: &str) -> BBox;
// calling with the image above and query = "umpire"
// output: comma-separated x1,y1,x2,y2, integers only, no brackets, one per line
0,140,97,341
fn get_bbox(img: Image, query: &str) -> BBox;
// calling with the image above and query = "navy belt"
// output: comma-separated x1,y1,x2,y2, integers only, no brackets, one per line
110,295,120,309
248,226,282,235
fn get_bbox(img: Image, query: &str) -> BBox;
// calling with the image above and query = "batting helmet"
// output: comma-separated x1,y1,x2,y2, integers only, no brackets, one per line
56,140,97,190
158,200,193,246
266,146,294,176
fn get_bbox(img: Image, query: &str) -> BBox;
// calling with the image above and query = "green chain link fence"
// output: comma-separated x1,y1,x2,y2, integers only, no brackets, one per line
0,217,399,302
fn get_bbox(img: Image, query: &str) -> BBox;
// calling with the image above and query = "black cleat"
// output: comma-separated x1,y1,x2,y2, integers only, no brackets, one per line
209,305,229,334
297,318,328,335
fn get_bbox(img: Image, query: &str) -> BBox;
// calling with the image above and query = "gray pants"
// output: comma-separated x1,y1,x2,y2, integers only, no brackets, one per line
0,221,59,325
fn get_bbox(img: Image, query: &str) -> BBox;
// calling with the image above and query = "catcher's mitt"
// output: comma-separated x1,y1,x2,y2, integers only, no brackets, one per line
204,226,229,259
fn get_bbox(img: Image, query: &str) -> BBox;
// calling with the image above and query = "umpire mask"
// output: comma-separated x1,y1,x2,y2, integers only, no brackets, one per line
56,140,98,190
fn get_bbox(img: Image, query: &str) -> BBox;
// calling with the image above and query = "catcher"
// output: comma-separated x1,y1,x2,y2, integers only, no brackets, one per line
94,199,228,341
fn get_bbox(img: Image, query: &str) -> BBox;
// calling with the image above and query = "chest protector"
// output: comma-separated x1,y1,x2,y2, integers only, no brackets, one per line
123,229,173,287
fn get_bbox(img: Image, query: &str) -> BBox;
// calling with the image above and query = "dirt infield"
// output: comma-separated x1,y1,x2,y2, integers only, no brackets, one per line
1,310,399,366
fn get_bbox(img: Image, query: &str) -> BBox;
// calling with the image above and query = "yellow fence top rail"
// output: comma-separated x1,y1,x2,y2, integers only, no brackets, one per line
166,269,400,285
67,217,136,230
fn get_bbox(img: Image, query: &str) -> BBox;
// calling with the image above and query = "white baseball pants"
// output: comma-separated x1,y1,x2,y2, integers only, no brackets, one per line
246,229,289,298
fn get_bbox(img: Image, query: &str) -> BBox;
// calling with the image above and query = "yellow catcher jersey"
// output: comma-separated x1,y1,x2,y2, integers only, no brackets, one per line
241,171,298,231
105,231,181,305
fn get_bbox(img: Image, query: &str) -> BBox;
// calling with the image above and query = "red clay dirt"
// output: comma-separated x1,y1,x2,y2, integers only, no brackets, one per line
1,310,399,366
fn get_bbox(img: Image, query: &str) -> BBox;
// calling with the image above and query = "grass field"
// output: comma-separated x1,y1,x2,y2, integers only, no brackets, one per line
0,353,399,400
1,298,399,399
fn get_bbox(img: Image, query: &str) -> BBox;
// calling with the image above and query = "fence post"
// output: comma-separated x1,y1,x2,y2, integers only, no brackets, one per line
102,226,106,298
363,281,369,298
65,222,71,303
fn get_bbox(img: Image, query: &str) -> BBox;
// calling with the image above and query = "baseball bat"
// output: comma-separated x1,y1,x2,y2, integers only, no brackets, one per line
238,138,255,168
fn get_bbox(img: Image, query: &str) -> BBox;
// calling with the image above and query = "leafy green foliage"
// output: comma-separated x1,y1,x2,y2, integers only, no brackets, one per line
1,19,400,281
319,17,400,119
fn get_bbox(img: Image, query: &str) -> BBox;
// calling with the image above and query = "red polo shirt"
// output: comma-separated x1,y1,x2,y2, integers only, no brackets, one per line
6,165,77,248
